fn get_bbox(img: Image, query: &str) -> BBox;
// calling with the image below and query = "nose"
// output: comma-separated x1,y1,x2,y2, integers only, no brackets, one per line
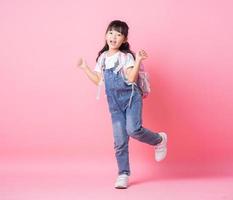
112,33,117,39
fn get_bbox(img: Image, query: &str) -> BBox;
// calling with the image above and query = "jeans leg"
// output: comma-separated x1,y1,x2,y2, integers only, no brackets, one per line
126,92,162,145
111,111,130,175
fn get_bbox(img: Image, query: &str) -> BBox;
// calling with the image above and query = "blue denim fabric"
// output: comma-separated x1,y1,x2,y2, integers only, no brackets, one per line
103,65,162,176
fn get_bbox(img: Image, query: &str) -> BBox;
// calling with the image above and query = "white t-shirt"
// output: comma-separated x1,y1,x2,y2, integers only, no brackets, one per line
94,51,135,73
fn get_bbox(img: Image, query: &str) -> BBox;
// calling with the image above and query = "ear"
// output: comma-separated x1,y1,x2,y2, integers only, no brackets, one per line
123,37,128,43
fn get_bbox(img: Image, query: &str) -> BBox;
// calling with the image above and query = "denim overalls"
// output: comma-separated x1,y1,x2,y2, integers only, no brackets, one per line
103,58,162,176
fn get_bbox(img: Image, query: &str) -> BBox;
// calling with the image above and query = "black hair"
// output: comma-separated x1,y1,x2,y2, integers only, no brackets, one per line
96,20,135,62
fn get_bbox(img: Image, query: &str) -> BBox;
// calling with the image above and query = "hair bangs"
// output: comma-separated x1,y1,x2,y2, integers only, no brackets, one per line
107,21,128,37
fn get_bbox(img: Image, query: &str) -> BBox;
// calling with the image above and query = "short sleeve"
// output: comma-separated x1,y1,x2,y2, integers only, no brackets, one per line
124,53,135,69
94,57,102,73
94,52,106,73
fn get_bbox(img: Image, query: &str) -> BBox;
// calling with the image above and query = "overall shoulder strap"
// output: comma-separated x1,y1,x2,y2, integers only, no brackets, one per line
113,52,127,73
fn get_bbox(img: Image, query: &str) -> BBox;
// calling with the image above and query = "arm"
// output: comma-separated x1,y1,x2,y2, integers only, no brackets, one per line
126,59,140,83
126,50,148,83
77,58,102,85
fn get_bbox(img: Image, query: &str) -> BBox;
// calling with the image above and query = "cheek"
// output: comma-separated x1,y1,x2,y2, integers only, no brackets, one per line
119,37,125,43
117,37,123,42
119,39,125,45
106,34,110,40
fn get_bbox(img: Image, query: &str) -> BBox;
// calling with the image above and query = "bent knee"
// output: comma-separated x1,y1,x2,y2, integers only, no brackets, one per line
126,125,142,137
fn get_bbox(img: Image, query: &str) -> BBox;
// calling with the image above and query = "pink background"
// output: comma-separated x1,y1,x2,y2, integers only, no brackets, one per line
1,0,233,199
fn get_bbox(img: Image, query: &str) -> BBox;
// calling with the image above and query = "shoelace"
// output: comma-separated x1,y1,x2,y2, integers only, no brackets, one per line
117,175,128,180
155,139,166,150
156,146,166,152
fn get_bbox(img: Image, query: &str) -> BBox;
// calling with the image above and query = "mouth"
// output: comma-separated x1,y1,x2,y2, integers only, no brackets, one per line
110,40,117,45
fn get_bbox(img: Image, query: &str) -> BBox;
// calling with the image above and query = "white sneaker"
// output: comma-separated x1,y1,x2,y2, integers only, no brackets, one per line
155,132,167,162
114,174,129,189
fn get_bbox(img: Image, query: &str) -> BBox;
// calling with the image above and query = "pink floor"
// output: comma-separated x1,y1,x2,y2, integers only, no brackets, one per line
1,158,233,200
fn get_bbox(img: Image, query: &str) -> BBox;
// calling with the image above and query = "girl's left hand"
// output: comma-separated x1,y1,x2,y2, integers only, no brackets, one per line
136,49,148,62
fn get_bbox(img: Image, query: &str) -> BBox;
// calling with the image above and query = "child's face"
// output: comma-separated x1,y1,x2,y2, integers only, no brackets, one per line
105,29,127,51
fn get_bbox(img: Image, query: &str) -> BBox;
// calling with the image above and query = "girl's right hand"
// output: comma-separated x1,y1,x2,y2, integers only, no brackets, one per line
77,58,88,70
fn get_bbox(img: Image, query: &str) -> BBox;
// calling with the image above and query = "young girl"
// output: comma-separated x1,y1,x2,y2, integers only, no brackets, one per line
77,20,167,189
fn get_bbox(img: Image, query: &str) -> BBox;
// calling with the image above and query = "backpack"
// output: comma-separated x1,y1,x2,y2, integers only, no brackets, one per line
96,51,151,99
136,63,151,98
118,52,151,98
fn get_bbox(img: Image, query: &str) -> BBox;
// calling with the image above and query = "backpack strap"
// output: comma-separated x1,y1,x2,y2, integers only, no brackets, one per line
116,52,138,107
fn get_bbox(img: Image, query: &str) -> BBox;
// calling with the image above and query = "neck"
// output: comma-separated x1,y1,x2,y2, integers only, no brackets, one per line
108,48,119,56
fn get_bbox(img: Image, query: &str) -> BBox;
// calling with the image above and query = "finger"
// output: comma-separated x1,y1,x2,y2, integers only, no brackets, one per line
143,51,148,57
140,50,147,57
77,58,81,66
77,58,83,66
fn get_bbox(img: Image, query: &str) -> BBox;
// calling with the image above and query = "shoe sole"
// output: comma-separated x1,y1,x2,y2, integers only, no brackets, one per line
115,186,128,189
